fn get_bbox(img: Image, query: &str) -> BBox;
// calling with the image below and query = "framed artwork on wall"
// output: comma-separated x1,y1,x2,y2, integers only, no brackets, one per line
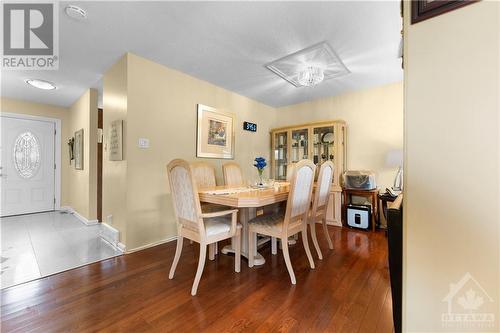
109,120,123,161
196,104,235,159
411,0,477,24
74,129,84,170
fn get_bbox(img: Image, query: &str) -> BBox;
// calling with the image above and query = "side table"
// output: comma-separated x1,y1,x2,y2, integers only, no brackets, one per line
342,188,379,232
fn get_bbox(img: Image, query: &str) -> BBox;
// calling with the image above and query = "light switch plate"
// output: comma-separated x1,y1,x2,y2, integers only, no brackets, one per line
138,138,149,149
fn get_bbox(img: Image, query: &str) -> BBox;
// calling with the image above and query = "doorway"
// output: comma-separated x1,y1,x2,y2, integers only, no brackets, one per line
1,114,59,216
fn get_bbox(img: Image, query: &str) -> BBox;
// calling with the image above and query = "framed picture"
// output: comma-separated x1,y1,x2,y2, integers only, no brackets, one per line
109,120,123,161
196,104,235,159
411,0,477,24
74,129,84,170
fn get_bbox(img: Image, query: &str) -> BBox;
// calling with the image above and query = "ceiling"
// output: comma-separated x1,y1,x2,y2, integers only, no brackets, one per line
1,1,403,108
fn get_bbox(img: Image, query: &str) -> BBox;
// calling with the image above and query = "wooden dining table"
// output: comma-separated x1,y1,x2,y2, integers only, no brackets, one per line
198,183,290,265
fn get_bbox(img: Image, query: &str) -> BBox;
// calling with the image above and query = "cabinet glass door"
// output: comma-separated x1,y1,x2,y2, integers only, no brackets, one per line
290,128,309,163
313,126,335,166
273,131,288,180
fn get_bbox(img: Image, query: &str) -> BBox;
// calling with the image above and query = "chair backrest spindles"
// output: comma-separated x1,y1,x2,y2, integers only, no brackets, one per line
223,162,244,186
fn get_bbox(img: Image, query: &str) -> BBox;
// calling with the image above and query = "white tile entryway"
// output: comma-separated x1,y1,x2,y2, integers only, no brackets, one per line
0,211,121,289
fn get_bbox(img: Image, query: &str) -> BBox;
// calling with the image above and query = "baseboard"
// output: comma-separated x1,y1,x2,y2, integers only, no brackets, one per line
99,223,121,250
126,235,177,254
59,206,98,225
117,242,126,252
59,206,72,213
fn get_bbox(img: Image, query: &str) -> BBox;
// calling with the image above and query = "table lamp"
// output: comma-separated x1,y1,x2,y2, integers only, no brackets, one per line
385,149,403,191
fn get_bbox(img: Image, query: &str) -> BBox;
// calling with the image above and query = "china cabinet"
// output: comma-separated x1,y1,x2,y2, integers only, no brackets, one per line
270,120,347,226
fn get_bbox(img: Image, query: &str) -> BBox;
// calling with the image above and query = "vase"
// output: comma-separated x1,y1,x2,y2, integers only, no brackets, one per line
258,169,264,186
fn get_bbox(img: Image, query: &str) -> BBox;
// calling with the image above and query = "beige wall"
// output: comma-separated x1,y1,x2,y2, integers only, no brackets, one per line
1,98,71,207
102,55,129,244
277,82,403,189
68,89,98,221
103,53,277,250
404,1,500,331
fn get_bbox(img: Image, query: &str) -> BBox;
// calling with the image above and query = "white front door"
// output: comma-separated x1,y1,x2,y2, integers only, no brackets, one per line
1,116,55,216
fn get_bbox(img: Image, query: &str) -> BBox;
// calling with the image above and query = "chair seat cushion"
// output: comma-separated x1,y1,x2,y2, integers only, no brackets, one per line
204,216,232,237
249,213,286,232
249,212,304,234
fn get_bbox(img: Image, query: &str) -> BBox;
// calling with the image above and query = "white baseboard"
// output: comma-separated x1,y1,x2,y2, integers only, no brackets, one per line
126,235,177,254
59,206,98,225
117,242,126,252
99,222,121,249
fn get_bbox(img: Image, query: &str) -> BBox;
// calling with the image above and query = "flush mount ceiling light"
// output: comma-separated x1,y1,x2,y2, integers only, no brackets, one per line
65,5,87,20
265,41,350,88
25,79,56,90
297,66,325,87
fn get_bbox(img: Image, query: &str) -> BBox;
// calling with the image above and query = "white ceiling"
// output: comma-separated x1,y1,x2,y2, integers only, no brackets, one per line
1,1,403,108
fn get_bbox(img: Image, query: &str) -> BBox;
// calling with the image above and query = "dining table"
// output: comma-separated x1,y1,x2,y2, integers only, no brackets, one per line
198,183,290,265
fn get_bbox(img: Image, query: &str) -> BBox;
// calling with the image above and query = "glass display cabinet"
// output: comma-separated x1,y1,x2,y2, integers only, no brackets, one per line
290,128,309,163
273,131,288,181
270,120,347,226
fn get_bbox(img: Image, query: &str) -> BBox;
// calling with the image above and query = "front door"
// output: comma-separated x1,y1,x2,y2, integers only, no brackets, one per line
1,115,55,216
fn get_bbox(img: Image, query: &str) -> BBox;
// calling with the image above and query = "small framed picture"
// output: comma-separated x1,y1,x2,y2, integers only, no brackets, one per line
74,129,84,170
196,104,235,159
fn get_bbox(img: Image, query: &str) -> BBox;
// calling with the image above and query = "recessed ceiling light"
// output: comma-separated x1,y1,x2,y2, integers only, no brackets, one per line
65,5,87,20
25,79,57,90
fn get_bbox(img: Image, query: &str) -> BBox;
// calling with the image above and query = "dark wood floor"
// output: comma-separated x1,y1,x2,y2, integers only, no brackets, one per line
1,226,393,332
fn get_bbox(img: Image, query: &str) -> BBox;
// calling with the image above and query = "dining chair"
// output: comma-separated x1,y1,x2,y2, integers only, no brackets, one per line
190,161,225,260
309,161,335,260
286,163,295,182
270,162,297,254
167,159,241,296
191,161,217,188
222,162,244,186
248,159,316,284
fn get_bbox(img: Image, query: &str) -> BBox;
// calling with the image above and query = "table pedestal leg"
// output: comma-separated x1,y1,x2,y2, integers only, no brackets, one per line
221,207,266,266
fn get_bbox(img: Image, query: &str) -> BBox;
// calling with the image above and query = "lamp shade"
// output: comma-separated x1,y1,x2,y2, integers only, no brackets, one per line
385,149,403,168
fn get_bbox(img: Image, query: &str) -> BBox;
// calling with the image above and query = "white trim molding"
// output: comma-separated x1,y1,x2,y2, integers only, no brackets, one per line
117,242,126,252
125,235,177,254
59,206,98,225
99,222,121,249
1,112,62,211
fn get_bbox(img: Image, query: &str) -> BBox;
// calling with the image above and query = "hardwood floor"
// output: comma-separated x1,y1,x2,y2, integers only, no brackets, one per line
1,226,393,332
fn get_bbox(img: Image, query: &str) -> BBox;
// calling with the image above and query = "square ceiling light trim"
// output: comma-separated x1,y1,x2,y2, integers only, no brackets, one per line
265,41,350,87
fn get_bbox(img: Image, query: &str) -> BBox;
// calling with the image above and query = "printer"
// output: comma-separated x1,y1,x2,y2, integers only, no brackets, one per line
342,170,377,190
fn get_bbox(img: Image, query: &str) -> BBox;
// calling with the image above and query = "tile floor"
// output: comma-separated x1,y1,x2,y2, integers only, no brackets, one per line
1,211,121,289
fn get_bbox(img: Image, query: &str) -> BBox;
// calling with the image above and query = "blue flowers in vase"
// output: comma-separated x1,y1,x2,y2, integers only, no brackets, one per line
253,157,267,185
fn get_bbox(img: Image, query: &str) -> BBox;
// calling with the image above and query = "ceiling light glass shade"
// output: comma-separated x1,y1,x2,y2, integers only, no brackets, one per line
297,66,324,87
65,5,87,20
25,79,56,90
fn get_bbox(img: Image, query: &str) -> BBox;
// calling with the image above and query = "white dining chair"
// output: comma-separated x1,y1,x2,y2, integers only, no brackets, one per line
191,161,217,188
309,161,335,260
248,159,316,284
190,161,226,260
167,159,241,296
222,162,244,186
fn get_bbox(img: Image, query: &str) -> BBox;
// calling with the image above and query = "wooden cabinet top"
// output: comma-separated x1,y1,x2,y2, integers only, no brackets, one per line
270,120,346,133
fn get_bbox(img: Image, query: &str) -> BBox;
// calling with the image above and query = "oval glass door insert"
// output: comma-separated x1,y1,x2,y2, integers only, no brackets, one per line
13,132,41,179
